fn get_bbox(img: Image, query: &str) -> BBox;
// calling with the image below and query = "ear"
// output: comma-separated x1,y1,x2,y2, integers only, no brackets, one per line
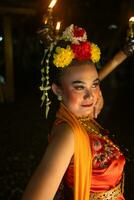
51,83,62,96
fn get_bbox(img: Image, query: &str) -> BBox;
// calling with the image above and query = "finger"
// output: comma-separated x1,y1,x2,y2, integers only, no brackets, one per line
93,106,96,118
94,105,98,119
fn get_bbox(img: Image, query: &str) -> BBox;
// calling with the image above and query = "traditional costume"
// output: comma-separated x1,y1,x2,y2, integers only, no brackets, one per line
53,103,125,200
40,24,126,200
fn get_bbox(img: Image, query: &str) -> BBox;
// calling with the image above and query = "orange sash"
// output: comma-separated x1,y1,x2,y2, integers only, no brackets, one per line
56,103,92,200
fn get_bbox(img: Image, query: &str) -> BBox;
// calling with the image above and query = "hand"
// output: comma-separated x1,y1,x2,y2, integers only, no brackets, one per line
93,91,104,119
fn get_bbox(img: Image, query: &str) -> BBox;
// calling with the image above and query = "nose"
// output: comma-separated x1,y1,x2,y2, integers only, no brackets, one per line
83,89,93,100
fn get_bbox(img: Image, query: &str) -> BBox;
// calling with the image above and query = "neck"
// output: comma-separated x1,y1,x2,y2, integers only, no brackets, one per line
77,115,92,122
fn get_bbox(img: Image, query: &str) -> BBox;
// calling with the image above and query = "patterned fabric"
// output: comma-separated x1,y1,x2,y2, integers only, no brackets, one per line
53,119,125,200
91,135,122,169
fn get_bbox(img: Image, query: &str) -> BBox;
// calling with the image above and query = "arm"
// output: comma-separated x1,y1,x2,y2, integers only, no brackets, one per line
98,50,127,81
22,123,74,200
99,35,134,81
93,37,134,117
91,51,127,118
93,51,126,117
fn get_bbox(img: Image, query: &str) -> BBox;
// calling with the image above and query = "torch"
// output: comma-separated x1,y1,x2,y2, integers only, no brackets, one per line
99,16,134,81
38,0,58,47
42,0,57,28
124,16,134,56
55,21,61,35
48,0,57,10
127,16,134,40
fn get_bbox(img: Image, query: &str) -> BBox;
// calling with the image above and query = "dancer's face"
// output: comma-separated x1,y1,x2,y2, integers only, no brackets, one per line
52,62,101,117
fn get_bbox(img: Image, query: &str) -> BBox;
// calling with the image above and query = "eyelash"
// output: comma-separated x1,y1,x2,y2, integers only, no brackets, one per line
92,82,100,88
74,86,85,90
74,82,100,91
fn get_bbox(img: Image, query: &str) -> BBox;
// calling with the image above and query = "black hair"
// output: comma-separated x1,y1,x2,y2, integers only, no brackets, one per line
42,40,97,126
48,39,71,86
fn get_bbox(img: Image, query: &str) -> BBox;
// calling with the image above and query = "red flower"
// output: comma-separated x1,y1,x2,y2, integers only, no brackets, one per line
73,26,86,37
71,42,91,60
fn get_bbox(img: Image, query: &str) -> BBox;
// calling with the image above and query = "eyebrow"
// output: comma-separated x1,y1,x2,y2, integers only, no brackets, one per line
72,78,100,84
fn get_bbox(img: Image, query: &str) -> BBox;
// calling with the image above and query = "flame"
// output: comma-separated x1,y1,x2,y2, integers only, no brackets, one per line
56,21,61,31
48,0,57,9
129,16,134,23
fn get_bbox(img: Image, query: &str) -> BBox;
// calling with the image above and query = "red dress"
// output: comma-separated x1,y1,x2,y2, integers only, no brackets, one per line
53,122,125,200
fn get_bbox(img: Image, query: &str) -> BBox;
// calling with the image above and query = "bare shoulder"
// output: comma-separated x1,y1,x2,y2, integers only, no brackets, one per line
51,121,74,144
22,122,74,200
47,121,74,159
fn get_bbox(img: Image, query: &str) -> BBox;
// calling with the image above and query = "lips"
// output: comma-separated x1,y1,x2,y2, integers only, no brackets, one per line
81,103,93,107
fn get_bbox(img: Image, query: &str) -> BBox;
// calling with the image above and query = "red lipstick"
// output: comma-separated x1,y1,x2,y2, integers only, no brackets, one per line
81,103,93,107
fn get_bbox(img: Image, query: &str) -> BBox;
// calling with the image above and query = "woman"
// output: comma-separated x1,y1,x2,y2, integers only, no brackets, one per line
22,25,125,200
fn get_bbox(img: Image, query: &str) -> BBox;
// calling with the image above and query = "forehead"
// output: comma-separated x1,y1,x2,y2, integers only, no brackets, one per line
61,63,98,83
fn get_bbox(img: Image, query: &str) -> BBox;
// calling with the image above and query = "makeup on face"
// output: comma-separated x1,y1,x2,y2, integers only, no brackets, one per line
71,78,100,90
58,63,101,117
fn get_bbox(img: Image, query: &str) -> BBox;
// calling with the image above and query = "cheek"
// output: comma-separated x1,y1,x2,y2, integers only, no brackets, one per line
69,93,81,105
63,87,81,105
93,87,100,101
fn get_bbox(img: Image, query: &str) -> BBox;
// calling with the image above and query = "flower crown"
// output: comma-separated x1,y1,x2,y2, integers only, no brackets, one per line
53,24,101,68
40,24,101,117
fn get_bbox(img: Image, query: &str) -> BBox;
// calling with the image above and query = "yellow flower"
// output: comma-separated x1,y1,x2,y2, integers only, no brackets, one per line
53,46,75,68
91,43,101,63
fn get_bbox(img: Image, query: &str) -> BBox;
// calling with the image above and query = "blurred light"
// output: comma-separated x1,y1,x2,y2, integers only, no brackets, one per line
0,75,5,85
48,0,57,9
108,24,118,30
55,21,61,31
0,36,3,42
128,16,134,38
129,16,134,22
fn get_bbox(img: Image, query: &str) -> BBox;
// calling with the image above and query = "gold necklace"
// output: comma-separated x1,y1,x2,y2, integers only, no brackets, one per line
77,115,91,122
78,118,102,135
78,118,121,153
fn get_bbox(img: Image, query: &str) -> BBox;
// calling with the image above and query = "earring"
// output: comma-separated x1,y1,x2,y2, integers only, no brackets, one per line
57,95,62,101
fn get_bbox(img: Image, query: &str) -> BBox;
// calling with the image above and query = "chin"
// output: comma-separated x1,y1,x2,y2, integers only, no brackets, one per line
82,109,93,115
77,111,92,118
72,107,93,117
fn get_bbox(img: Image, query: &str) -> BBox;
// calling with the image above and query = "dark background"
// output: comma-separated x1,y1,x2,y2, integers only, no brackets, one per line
0,0,134,199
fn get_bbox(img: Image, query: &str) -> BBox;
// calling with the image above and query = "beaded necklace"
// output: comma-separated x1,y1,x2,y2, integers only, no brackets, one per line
78,118,122,154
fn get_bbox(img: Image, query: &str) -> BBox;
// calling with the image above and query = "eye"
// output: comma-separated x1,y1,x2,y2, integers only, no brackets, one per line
74,85,85,90
92,81,100,88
